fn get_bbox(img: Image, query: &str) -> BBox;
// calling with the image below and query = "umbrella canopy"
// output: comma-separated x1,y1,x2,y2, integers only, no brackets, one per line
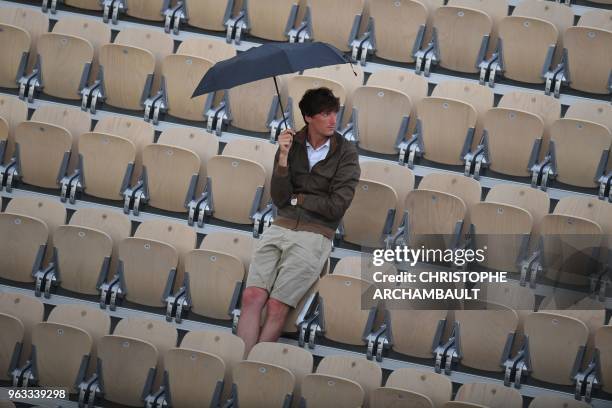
192,41,350,97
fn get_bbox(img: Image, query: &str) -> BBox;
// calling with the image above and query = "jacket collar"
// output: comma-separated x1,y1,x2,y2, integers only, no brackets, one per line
295,126,340,156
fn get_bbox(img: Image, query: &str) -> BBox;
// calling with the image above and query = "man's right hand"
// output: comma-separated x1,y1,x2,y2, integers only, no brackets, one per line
277,129,295,167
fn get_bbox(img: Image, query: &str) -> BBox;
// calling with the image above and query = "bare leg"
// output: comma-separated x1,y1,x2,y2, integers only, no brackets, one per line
258,297,290,343
237,287,269,355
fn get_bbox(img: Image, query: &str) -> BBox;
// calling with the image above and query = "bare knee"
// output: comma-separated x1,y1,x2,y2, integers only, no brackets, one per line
241,287,268,311
266,298,290,321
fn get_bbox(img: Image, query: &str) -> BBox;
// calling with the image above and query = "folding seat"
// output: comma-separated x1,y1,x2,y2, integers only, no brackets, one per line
5,196,66,264
0,312,24,381
0,7,49,72
595,325,612,394
124,0,168,21
0,292,44,367
315,355,382,407
354,0,427,64
229,360,295,407
0,212,48,284
447,0,509,58
176,37,237,62
565,101,612,133
134,219,197,291
52,16,112,87
366,69,428,135
0,23,30,89
301,373,364,408
201,230,255,272
372,367,452,408
301,0,366,52
287,75,347,130
64,0,103,10
348,85,412,155
416,6,492,75
578,9,612,31
452,382,523,408
12,121,72,190
470,107,545,179
485,183,549,236
539,119,611,189
158,127,219,196
529,395,591,408
237,0,303,42
0,94,28,163
248,342,313,406
180,330,246,400
29,321,92,391
31,104,92,174
94,116,154,183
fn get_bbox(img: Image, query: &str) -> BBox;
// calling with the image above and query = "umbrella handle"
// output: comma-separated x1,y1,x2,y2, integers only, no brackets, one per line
273,76,290,132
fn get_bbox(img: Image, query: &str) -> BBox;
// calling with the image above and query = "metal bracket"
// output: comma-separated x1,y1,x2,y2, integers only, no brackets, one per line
33,263,57,299
18,69,41,103
225,10,248,44
545,63,566,98
366,324,389,362
164,1,185,34
41,0,59,14
103,0,124,24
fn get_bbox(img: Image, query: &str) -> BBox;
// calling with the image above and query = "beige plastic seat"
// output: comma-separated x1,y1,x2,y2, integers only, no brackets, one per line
0,312,24,381
14,121,71,189
454,382,523,408
0,292,44,366
227,76,287,133
301,373,364,408
432,6,493,73
306,0,365,52
117,237,179,307
52,16,111,85
94,116,154,183
565,101,612,133
388,306,448,359
96,334,158,406
0,213,48,283
177,37,237,62
37,33,93,100
246,0,301,41
248,342,313,407
141,144,201,212
206,155,266,224
0,7,49,71
184,248,245,320
447,0,509,57
529,395,591,408
595,325,612,394
0,24,30,89
563,27,612,94
554,195,612,245
98,43,155,110
134,219,197,292
5,196,66,263
316,355,382,407
497,16,558,84
485,183,549,235
47,304,111,376
512,0,573,65
161,54,215,121
184,0,236,31
201,230,255,272
416,97,477,165
380,367,452,408
232,360,295,407
165,347,226,408
366,69,428,135
31,104,92,174
524,312,589,385
124,0,167,21
367,0,427,63
0,94,28,163
287,75,346,130
53,225,113,295
180,330,246,400
317,274,378,346
31,322,92,392
351,85,412,155
482,107,545,177
64,0,103,11
343,179,398,247
578,9,612,31
549,119,611,188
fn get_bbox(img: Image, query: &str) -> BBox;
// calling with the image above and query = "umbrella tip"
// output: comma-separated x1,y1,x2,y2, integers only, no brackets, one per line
349,61,357,77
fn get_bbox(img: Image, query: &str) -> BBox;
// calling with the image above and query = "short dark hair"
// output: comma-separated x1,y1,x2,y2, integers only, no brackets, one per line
298,87,340,125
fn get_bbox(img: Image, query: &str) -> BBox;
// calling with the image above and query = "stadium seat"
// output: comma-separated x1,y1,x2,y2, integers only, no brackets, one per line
287,75,346,130
31,104,92,174
180,330,246,400
388,306,448,359
316,355,382,406
554,196,612,245
183,0,235,32
94,116,154,183
124,0,167,21
30,322,92,392
363,0,427,64
0,94,28,163
201,230,255,272
230,360,295,407
366,69,428,135
177,37,237,62
562,26,612,94
0,7,49,72
578,9,612,31
242,0,302,42
301,373,364,408
64,0,103,11
595,325,612,394
349,85,412,155
0,292,44,366
565,100,612,132
0,312,24,381
0,23,30,89
485,183,550,236
529,395,591,408
375,367,452,408
454,382,523,408
157,127,219,196
304,0,365,52
0,213,48,284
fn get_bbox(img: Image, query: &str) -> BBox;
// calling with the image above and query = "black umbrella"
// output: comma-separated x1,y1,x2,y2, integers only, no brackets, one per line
192,41,352,128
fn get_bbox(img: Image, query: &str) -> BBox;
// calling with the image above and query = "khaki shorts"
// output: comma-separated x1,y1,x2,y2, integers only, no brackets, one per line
246,225,332,308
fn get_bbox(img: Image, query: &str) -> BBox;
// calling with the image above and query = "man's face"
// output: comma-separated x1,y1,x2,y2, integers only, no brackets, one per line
305,110,337,137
